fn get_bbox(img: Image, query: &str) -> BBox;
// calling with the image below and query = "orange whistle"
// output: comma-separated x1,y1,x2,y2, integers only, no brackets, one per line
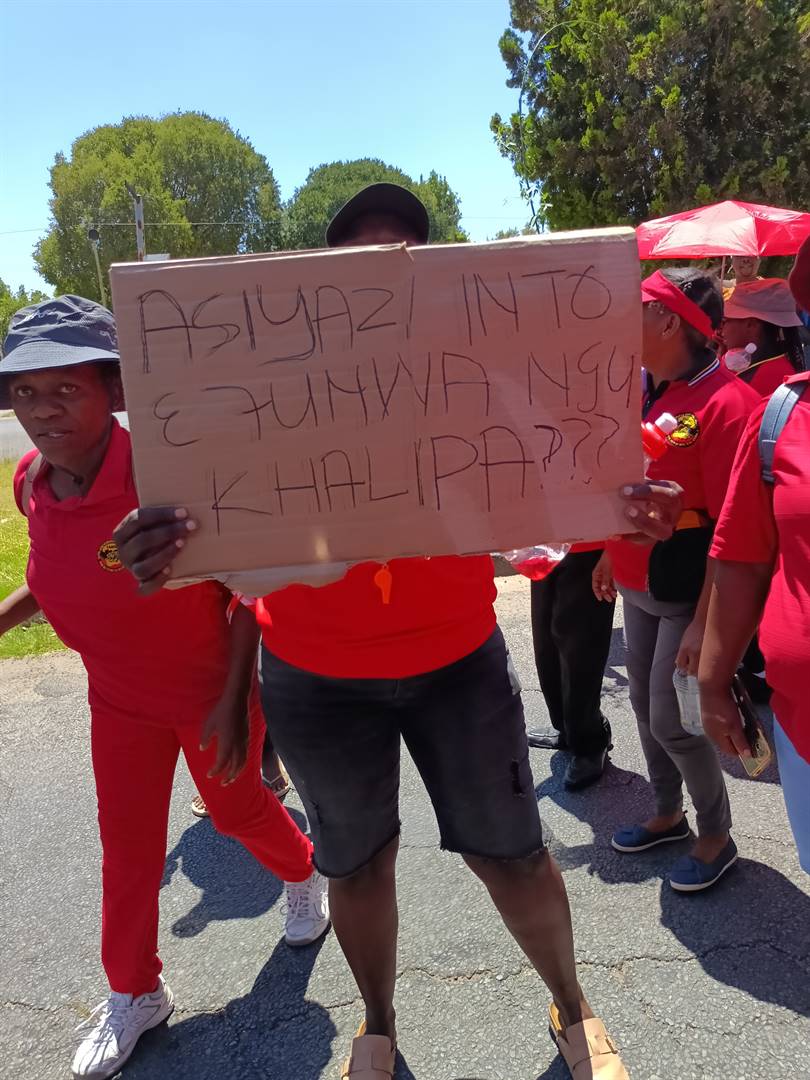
373,564,392,604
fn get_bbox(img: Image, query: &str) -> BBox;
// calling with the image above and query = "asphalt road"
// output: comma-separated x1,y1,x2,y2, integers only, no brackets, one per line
0,414,33,460
0,414,129,461
1,577,808,1080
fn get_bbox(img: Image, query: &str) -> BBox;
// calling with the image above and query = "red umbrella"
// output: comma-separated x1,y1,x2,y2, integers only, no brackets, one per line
636,200,810,259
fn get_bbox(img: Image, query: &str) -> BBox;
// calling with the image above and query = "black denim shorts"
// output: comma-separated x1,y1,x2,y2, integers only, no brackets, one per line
259,628,543,878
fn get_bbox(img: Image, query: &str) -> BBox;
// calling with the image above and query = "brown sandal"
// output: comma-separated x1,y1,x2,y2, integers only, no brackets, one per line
340,1022,396,1079
548,1003,629,1079
264,763,291,802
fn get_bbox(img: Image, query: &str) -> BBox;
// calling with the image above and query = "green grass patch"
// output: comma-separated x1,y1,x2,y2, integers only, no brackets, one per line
0,457,63,658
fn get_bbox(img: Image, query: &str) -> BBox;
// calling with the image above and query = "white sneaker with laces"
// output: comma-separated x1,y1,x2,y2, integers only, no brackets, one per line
71,975,174,1079
284,869,330,946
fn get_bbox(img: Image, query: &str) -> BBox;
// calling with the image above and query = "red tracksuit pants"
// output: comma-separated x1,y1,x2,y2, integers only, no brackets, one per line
90,694,314,996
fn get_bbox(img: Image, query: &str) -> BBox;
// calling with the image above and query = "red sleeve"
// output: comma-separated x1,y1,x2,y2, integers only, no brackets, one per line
710,402,777,564
699,382,758,520
12,450,39,515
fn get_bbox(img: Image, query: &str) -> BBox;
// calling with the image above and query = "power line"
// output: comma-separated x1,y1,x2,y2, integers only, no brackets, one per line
0,222,260,235
0,215,532,237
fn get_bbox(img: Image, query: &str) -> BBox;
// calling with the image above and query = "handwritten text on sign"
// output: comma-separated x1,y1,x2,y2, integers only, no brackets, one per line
110,228,642,580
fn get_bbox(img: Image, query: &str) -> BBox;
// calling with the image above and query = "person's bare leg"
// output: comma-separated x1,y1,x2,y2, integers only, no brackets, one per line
328,835,399,1042
464,848,592,1030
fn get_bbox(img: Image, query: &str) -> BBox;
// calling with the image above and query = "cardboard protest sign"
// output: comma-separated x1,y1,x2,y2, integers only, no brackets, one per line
110,228,642,582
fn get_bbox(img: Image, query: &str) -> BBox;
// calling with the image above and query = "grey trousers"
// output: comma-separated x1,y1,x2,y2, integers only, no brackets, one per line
621,587,732,835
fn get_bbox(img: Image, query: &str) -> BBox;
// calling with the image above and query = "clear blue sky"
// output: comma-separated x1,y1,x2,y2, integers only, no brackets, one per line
0,0,528,292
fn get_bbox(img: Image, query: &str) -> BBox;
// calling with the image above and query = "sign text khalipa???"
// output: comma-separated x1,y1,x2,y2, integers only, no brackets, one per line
110,228,643,582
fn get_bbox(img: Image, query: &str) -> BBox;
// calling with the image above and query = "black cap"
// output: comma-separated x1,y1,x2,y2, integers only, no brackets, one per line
0,295,119,408
325,183,430,247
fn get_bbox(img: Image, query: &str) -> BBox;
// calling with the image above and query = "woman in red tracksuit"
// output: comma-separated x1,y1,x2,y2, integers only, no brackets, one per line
0,296,329,1080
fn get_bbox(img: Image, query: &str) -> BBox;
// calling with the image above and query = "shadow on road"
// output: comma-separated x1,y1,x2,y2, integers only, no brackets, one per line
534,750,656,882
659,861,810,1017
160,807,308,937
123,935,335,1079
395,1051,418,1078
533,1060,569,1080
604,625,630,688
535,741,810,1020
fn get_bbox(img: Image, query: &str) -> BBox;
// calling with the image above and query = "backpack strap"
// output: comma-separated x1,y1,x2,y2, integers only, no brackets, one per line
20,453,44,518
759,376,809,484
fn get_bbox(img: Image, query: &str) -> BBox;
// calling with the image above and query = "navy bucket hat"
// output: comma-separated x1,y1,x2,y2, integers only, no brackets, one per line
0,295,119,408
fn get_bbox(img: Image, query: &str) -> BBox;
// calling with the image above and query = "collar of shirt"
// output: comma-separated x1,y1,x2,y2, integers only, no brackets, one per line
740,351,788,376
643,355,720,416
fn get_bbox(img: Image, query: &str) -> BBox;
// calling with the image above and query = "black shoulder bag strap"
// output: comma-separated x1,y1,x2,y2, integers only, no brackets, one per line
759,378,809,485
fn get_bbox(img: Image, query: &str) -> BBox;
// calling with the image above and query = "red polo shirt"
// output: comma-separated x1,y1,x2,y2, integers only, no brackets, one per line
710,374,810,763
14,421,231,724
740,354,795,398
607,359,758,592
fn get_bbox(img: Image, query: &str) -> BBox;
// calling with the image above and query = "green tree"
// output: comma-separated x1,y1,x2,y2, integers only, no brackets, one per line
283,158,468,249
491,1,810,231
0,281,49,345
34,112,282,298
416,171,467,244
490,226,535,239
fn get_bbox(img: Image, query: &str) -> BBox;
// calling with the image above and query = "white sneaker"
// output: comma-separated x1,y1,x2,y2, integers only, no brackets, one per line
283,869,330,946
71,975,174,1078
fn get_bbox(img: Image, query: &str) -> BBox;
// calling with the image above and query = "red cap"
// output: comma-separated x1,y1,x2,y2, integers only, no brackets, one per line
641,270,714,339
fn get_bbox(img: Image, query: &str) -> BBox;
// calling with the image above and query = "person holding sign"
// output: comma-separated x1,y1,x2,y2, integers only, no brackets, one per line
0,297,329,1080
116,184,684,1080
595,268,758,893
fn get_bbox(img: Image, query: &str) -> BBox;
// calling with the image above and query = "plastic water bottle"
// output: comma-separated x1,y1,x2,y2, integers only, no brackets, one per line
724,342,757,373
673,669,704,736
501,543,570,581
642,412,678,471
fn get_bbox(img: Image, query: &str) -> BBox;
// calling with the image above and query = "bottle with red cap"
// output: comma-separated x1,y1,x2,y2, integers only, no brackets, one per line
501,414,680,582
642,412,678,471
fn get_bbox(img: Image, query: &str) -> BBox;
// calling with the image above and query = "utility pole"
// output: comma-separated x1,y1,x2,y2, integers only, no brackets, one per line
124,182,146,260
86,226,108,307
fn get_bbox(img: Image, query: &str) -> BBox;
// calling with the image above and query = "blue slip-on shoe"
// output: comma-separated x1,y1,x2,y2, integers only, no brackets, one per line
611,818,691,853
669,838,738,893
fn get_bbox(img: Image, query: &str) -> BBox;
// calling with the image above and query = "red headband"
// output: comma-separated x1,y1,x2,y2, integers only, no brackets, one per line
641,270,714,339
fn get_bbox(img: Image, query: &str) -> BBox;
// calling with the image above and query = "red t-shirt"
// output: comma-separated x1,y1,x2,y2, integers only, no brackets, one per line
568,541,605,555
608,359,758,591
15,421,231,724
256,552,497,679
710,374,810,763
740,354,796,399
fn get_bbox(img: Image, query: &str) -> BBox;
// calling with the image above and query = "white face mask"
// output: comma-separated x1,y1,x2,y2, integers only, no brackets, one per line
724,343,757,373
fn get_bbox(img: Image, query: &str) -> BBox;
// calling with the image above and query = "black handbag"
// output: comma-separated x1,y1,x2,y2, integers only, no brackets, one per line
647,522,713,604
